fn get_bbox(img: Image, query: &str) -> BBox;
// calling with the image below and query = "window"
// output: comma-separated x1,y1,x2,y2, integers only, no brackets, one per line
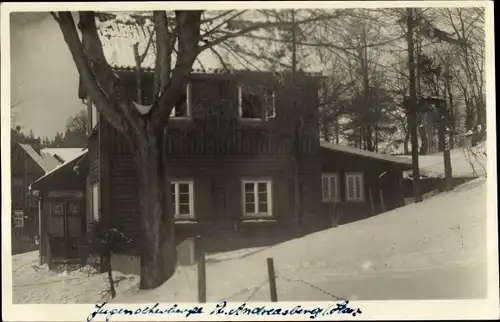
13,210,24,228
322,173,340,202
87,96,99,134
92,104,99,128
171,181,194,219
170,83,192,119
238,86,275,120
242,180,273,216
345,173,364,202
92,183,100,221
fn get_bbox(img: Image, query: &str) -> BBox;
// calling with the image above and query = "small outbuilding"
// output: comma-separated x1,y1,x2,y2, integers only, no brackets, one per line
320,142,413,226
30,149,88,266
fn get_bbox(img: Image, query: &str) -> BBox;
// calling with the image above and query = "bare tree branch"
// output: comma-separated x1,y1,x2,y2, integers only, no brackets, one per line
197,13,341,53
53,12,135,141
208,47,231,72
150,10,202,132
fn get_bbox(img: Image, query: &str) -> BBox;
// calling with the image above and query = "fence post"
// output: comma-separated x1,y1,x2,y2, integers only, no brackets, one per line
196,235,207,303
267,258,278,302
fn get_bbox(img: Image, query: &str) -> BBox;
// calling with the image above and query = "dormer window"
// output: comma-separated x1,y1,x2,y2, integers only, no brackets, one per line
238,85,275,120
170,83,192,119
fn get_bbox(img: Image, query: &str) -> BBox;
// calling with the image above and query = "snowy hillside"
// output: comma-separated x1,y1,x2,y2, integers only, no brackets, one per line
402,141,487,179
12,178,488,303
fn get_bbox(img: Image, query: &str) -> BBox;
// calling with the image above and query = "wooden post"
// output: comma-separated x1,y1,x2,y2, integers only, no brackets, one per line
379,190,387,213
328,203,333,227
196,235,206,303
46,232,53,270
267,258,278,302
368,189,376,216
38,197,43,265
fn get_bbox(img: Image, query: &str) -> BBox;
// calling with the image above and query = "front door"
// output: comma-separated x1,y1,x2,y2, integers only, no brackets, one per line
49,199,84,259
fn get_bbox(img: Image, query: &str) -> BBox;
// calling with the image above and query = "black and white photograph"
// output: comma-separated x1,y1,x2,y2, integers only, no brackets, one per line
1,1,498,320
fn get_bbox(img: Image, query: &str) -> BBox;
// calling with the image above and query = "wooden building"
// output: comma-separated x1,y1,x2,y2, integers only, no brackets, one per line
30,149,88,266
11,139,61,254
320,142,413,226
80,69,324,254
78,68,414,259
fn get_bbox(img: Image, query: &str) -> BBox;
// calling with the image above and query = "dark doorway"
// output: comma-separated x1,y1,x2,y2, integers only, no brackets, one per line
48,198,84,260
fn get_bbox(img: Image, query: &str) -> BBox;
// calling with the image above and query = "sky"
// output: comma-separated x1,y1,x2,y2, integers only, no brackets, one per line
10,12,84,139
7,9,481,139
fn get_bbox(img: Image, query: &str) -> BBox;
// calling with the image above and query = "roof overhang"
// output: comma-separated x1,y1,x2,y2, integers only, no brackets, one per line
30,151,88,191
320,142,413,171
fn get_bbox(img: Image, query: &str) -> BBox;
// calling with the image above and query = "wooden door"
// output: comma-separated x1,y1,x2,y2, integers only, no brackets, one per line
48,199,84,260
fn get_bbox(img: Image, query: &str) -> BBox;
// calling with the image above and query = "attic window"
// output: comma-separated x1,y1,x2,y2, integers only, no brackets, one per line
238,86,275,120
170,83,192,119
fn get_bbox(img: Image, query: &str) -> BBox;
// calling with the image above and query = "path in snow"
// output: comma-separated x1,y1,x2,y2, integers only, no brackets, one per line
11,178,488,303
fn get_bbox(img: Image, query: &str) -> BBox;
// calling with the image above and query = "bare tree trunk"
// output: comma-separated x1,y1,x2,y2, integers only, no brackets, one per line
445,75,456,149
135,128,176,289
335,115,340,144
406,8,422,202
133,44,143,104
404,131,410,154
417,114,428,155
320,117,330,143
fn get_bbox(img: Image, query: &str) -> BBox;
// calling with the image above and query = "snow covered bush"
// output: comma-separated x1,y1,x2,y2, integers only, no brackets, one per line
461,129,487,178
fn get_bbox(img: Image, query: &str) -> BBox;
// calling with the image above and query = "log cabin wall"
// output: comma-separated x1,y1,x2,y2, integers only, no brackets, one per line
89,71,323,253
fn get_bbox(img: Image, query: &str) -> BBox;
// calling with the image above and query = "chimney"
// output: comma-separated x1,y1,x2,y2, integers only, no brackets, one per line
27,138,41,154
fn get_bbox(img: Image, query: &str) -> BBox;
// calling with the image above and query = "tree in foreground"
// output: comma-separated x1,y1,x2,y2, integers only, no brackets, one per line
51,9,338,289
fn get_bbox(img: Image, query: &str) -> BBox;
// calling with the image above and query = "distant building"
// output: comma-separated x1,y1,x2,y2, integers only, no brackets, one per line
11,139,60,254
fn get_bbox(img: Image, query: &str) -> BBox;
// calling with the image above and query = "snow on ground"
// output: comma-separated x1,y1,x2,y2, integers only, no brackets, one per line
402,142,487,178
12,178,488,303
11,253,138,304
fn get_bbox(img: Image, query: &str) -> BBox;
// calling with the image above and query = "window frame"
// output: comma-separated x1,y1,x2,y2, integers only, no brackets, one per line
345,172,365,202
238,85,276,121
87,96,100,135
171,180,195,219
170,82,193,120
13,210,24,228
321,173,340,203
241,179,273,217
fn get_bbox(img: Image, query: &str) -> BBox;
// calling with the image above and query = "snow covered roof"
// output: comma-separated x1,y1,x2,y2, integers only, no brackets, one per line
320,142,413,167
17,143,61,174
41,148,86,163
30,148,88,190
95,11,324,73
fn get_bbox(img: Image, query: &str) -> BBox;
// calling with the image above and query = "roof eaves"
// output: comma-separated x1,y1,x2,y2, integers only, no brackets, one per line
320,143,413,168
30,150,88,190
